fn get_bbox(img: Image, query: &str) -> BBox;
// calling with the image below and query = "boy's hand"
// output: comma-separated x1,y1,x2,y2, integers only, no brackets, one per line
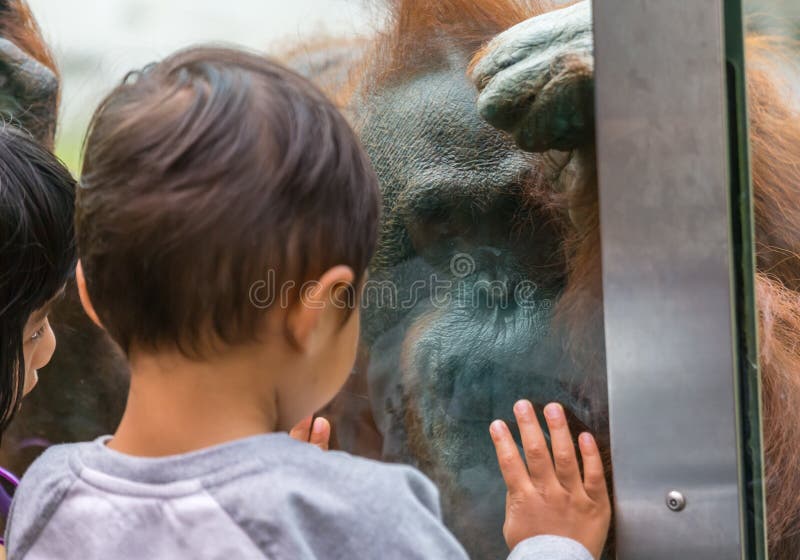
490,400,610,560
289,415,331,450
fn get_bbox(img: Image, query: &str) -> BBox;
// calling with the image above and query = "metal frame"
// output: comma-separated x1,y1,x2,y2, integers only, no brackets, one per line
593,0,764,558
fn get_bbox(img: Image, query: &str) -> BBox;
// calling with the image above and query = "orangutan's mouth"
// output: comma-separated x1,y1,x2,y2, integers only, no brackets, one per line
413,320,566,426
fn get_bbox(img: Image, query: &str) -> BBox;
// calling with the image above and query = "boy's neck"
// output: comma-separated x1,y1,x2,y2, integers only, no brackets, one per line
108,345,281,457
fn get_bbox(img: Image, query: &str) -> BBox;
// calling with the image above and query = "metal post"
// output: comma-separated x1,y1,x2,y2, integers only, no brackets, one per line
593,0,763,557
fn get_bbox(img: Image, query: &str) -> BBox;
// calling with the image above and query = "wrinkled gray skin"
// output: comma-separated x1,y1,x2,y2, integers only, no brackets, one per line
0,37,57,141
353,2,600,557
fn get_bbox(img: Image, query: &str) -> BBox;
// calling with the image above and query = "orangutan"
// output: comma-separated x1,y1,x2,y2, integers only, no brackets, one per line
322,1,800,557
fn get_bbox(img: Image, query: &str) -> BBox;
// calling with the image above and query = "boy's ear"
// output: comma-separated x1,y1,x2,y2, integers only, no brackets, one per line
76,260,103,329
288,265,355,351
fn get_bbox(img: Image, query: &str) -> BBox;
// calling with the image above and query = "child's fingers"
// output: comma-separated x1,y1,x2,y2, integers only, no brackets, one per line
513,400,557,487
578,432,608,502
289,415,313,442
543,403,582,491
308,417,331,450
490,420,531,495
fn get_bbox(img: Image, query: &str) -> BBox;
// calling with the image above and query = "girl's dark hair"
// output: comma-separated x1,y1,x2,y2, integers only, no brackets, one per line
0,125,76,434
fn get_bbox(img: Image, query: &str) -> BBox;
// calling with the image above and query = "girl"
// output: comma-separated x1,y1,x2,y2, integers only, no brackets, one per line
0,124,76,436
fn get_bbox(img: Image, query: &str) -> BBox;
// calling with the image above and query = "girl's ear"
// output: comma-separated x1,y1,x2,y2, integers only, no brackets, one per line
76,260,103,329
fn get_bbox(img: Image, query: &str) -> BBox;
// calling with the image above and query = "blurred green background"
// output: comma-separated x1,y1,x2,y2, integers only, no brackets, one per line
26,0,379,173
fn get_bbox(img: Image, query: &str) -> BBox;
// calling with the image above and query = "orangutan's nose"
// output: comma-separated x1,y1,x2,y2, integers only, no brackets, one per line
467,246,516,307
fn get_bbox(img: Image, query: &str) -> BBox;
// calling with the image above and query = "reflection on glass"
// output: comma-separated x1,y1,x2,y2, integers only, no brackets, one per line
747,0,800,39
322,1,799,558
322,2,606,557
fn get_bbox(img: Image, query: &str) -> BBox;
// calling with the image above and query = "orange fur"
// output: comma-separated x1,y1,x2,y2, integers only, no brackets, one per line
0,0,56,70
747,36,800,559
362,0,556,87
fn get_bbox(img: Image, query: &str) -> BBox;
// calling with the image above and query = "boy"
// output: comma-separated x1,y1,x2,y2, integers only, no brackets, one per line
5,47,610,559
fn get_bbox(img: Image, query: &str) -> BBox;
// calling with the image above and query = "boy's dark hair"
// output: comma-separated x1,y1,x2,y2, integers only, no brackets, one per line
0,125,76,434
77,47,381,356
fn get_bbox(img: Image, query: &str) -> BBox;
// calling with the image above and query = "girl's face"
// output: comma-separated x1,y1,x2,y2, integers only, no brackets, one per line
21,304,58,396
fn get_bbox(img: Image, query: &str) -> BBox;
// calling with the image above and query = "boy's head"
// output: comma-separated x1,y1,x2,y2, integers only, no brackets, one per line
75,47,380,423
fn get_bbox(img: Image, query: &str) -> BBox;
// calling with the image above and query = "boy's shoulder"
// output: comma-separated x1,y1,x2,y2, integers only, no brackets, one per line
202,435,457,556
206,435,465,558
7,435,467,560
248,433,439,504
10,434,440,513
9,441,89,507
5,442,91,555
10,441,80,493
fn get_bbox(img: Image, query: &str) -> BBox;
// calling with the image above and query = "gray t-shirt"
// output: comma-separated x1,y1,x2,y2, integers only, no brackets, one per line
5,433,593,560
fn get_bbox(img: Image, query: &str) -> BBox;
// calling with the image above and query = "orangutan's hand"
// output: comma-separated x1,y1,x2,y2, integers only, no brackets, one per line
0,38,58,143
490,400,610,560
470,0,594,153
289,415,331,450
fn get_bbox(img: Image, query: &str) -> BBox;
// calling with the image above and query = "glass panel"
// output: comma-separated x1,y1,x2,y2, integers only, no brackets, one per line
321,2,607,558
747,0,800,38
3,2,608,557
595,0,748,555
743,1,800,558
6,0,608,558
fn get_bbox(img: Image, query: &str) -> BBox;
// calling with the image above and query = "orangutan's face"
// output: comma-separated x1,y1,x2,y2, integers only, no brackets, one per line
355,64,587,557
